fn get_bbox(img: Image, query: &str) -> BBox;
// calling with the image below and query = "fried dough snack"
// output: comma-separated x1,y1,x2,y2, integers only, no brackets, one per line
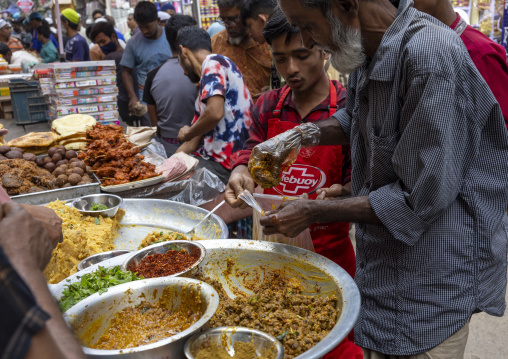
248,123,321,189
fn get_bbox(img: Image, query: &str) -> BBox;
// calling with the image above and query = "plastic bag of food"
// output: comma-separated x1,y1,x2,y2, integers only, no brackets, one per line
252,193,315,252
248,123,321,189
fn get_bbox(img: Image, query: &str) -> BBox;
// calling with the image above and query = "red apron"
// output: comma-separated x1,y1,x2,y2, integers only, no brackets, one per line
264,81,361,358
264,81,356,278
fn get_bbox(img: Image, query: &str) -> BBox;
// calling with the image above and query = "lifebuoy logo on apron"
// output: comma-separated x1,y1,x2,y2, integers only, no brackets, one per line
274,164,327,196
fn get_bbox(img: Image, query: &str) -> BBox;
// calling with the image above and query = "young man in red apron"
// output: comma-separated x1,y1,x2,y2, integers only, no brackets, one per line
225,8,361,359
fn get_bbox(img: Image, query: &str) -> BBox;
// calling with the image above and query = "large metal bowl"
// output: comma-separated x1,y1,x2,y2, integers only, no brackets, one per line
72,194,123,218
51,240,360,359
121,241,206,278
184,327,284,359
64,277,219,359
77,250,131,271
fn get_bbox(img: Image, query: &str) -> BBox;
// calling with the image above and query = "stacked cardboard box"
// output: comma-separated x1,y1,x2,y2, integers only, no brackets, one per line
40,60,119,125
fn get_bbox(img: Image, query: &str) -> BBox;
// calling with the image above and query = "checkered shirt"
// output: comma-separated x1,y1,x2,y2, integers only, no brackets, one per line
333,0,508,355
0,246,50,359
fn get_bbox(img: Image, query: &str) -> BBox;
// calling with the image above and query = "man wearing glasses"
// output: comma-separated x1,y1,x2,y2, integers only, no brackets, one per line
211,0,272,101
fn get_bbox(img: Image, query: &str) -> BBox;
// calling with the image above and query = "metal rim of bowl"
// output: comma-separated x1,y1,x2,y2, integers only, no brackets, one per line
121,240,206,278
71,194,123,215
63,277,220,355
76,250,132,271
184,326,285,359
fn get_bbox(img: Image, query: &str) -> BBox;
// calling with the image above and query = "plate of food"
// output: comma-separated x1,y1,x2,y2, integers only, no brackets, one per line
77,123,163,192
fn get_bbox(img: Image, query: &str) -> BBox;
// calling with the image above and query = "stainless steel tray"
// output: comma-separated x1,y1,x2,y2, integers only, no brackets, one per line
11,174,101,205
49,240,360,359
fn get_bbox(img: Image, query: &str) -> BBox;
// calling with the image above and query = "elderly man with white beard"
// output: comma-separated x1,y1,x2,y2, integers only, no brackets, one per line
247,0,508,358
211,0,272,101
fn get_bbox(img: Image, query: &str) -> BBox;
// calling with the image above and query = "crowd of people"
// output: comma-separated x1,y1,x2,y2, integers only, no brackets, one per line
2,0,508,358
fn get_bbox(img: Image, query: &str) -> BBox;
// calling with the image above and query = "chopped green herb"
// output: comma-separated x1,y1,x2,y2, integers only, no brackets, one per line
68,223,74,229
296,315,303,320
159,231,164,235
91,203,108,211
59,209,65,214
59,266,143,312
141,305,151,314
176,234,182,240
277,331,288,341
94,217,100,225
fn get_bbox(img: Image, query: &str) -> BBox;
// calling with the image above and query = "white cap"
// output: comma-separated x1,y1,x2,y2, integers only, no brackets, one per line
44,17,53,25
0,19,10,29
157,11,170,21
95,17,108,24
85,18,93,25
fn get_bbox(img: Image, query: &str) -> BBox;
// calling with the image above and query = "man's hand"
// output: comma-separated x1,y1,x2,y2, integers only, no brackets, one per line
248,123,321,189
316,182,352,200
178,125,192,143
128,98,138,114
21,204,63,248
0,202,57,271
259,197,316,238
225,165,256,209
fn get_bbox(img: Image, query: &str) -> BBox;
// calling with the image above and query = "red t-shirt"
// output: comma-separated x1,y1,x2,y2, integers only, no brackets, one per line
451,14,508,130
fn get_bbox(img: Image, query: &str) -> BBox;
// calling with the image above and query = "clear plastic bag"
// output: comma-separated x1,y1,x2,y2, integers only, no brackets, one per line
252,193,315,252
248,123,321,189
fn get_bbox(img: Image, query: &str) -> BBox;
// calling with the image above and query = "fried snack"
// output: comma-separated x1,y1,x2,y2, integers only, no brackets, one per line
248,123,321,189
78,124,160,186
7,132,59,154
0,159,56,195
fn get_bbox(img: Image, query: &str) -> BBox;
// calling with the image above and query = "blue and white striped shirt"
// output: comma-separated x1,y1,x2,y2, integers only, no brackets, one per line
334,0,508,355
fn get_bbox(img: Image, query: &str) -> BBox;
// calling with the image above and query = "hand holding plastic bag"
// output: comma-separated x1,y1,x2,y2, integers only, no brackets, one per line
248,123,321,189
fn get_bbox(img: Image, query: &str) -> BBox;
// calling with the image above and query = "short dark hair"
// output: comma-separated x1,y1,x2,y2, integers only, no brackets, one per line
176,26,212,54
217,0,243,8
0,43,11,57
90,21,116,43
134,1,158,25
61,15,78,30
241,0,277,22
37,25,51,39
262,6,300,46
92,9,104,18
165,15,196,53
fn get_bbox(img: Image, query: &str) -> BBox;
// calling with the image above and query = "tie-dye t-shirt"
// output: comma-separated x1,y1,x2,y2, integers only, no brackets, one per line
193,54,253,170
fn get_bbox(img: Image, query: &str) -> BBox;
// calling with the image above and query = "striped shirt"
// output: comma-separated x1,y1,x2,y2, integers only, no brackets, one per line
334,0,508,355
0,246,49,359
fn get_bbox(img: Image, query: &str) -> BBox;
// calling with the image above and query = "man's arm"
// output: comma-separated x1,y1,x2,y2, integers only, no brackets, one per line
179,95,224,142
147,104,159,127
261,72,478,246
0,203,85,359
175,135,201,154
121,66,138,114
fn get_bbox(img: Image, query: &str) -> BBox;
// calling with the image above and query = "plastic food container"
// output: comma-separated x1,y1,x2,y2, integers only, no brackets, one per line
8,64,22,73
252,193,315,252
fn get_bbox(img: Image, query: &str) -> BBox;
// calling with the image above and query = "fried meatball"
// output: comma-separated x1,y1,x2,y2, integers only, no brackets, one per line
0,146,10,154
65,150,77,160
5,151,23,159
68,173,82,186
23,153,37,162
